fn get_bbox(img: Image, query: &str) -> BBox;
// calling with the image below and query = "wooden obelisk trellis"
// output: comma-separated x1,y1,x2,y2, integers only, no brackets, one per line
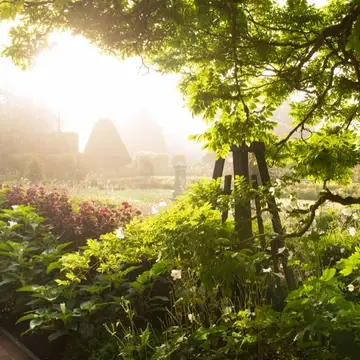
213,141,296,291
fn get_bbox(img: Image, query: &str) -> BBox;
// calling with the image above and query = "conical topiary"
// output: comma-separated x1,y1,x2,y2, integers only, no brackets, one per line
84,118,131,171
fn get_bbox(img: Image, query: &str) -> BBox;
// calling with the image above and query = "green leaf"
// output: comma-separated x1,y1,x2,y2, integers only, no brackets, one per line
48,330,69,342
16,313,38,324
17,285,42,293
29,318,43,330
321,268,336,282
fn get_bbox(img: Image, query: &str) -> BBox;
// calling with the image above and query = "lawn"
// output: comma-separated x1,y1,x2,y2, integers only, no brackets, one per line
68,187,174,213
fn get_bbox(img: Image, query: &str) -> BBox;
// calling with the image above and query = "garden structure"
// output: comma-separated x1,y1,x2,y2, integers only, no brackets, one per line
213,141,296,296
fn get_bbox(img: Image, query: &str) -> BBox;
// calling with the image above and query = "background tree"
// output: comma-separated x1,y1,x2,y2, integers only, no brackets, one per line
84,118,131,172
0,90,56,133
118,109,167,156
26,158,44,183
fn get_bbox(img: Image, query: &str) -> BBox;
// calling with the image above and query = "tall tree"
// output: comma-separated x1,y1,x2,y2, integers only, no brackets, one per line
2,0,360,184
118,109,167,155
0,90,56,133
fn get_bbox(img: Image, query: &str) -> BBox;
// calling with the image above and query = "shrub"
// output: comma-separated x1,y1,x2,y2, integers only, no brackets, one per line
72,200,140,245
135,152,155,176
84,118,131,171
0,205,71,315
152,153,169,172
3,185,74,239
1,185,141,245
5,180,360,360
26,158,44,183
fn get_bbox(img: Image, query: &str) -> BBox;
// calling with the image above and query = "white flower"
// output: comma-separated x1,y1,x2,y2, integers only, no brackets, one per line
262,267,272,273
151,205,159,215
171,269,182,280
11,205,19,210
343,208,352,217
315,209,320,216
349,227,356,236
269,187,276,195
156,251,162,263
8,221,18,228
354,213,359,220
288,251,294,260
223,306,232,315
348,284,355,292
60,303,66,314
275,178,282,186
278,247,286,254
188,313,195,323
159,201,167,208
340,248,345,253
115,227,125,239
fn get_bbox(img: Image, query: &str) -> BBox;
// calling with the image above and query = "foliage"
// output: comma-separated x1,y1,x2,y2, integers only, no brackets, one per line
0,205,71,314
289,128,360,183
4,1,360,357
62,326,119,360
0,180,359,359
135,153,170,176
1,185,141,245
135,152,155,177
26,158,45,183
44,153,86,181
4,1,360,183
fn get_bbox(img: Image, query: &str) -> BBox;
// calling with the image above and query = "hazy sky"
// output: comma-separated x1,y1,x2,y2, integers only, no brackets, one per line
0,26,206,152
0,0,328,152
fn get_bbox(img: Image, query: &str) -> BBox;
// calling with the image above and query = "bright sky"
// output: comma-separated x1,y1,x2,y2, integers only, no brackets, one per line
0,26,206,153
0,0,328,152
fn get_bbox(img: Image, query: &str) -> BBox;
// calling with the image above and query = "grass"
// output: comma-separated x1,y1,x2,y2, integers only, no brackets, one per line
68,188,174,213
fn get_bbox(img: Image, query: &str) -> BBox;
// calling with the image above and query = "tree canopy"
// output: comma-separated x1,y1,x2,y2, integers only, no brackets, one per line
3,0,360,183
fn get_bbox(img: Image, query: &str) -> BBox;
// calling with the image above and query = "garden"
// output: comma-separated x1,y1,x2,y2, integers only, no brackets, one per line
2,0,360,359
0,179,359,360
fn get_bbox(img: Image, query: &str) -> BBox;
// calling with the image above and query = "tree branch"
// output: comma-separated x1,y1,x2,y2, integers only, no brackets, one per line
285,188,360,238
276,60,342,152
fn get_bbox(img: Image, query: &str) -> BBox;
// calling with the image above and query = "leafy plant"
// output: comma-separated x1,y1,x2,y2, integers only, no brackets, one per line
1,185,140,245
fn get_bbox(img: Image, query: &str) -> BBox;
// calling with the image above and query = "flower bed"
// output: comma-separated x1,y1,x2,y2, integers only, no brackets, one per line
1,185,141,246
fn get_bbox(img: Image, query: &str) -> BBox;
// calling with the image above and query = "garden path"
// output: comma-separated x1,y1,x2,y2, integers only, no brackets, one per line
0,334,31,360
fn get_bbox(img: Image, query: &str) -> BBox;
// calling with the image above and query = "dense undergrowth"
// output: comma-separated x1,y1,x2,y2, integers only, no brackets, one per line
0,181,360,359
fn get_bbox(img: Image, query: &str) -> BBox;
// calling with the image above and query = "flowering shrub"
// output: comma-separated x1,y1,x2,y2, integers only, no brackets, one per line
2,185,74,237
73,200,141,245
1,185,141,245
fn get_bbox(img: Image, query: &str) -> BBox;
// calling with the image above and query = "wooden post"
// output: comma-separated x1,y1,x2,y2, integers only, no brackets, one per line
231,145,253,247
212,158,225,179
222,175,232,224
253,141,296,291
251,175,266,251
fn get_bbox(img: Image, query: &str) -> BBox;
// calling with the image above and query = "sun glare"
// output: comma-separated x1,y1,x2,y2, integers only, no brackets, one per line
0,29,206,152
